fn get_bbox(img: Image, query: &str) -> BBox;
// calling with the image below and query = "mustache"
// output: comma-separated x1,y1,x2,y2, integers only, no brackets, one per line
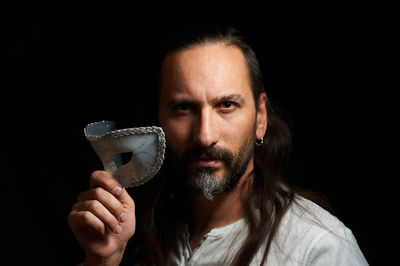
182,145,233,165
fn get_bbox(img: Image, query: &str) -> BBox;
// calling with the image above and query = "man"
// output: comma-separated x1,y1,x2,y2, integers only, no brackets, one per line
68,26,368,265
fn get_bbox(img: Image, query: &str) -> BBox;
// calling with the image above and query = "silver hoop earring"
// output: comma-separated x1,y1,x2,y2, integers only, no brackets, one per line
255,137,264,146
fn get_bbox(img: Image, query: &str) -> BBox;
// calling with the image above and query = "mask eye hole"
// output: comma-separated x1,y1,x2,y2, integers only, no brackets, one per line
112,152,133,167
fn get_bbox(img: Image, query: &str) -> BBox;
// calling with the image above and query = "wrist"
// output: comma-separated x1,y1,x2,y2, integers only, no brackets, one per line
83,251,124,266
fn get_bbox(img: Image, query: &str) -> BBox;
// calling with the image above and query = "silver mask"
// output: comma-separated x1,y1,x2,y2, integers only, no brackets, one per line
84,121,166,187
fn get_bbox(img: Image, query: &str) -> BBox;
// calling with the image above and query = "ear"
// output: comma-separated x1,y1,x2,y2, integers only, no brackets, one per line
256,92,267,140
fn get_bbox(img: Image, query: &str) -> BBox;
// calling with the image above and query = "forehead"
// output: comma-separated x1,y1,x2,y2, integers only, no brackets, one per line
160,42,252,100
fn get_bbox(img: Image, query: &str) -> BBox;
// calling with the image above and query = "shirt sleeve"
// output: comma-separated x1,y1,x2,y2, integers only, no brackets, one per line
305,227,369,266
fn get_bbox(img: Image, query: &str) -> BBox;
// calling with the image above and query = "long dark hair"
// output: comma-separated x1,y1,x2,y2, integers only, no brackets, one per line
122,25,313,265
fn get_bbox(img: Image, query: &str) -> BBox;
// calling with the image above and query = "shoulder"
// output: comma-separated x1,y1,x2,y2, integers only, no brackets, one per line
267,196,368,265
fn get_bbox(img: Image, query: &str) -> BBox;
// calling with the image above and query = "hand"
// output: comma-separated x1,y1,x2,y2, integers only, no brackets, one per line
68,171,136,266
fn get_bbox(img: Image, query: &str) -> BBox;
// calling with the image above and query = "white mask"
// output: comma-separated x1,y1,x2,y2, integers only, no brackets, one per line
84,121,166,187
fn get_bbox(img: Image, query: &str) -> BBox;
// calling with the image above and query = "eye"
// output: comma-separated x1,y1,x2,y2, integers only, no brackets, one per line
218,101,238,112
172,102,194,115
175,103,190,111
222,101,233,108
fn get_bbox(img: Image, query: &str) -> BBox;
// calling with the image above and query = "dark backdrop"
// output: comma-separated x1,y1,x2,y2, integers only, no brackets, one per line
3,2,389,265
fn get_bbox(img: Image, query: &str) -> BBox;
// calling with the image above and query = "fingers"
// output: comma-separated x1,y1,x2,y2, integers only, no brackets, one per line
71,200,122,234
69,171,134,237
90,170,123,197
69,170,136,260
68,209,106,235
89,171,133,205
77,187,127,225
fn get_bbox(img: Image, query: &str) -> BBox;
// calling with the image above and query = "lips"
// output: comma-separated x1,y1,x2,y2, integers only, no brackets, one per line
181,145,232,170
191,156,222,167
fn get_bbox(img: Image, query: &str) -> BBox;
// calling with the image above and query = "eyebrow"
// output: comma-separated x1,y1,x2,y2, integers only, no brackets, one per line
211,94,245,105
167,97,198,108
166,93,245,108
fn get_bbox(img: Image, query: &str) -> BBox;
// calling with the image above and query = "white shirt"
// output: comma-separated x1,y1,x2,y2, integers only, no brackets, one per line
168,197,368,265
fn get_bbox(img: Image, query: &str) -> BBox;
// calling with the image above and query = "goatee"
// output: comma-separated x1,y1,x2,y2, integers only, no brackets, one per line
170,137,254,200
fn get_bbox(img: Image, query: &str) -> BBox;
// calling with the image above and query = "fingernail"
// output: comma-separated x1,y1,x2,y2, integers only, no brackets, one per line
114,186,123,195
115,224,122,234
120,212,127,222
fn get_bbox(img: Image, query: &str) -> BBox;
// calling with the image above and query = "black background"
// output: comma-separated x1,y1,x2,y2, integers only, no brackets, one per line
2,2,393,265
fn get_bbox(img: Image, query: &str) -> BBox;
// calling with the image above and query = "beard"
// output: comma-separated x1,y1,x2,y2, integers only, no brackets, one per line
168,134,255,200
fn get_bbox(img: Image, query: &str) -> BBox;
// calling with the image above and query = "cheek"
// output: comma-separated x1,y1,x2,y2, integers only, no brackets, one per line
220,113,256,151
220,108,256,130
161,119,191,154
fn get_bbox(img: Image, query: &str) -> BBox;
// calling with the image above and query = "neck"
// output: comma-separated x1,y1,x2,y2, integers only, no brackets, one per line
188,158,254,249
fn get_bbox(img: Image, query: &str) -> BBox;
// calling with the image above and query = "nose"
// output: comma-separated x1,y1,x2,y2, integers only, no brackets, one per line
193,107,219,148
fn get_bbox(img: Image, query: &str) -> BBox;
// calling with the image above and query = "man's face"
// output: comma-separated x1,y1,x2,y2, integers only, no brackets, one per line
159,43,266,199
